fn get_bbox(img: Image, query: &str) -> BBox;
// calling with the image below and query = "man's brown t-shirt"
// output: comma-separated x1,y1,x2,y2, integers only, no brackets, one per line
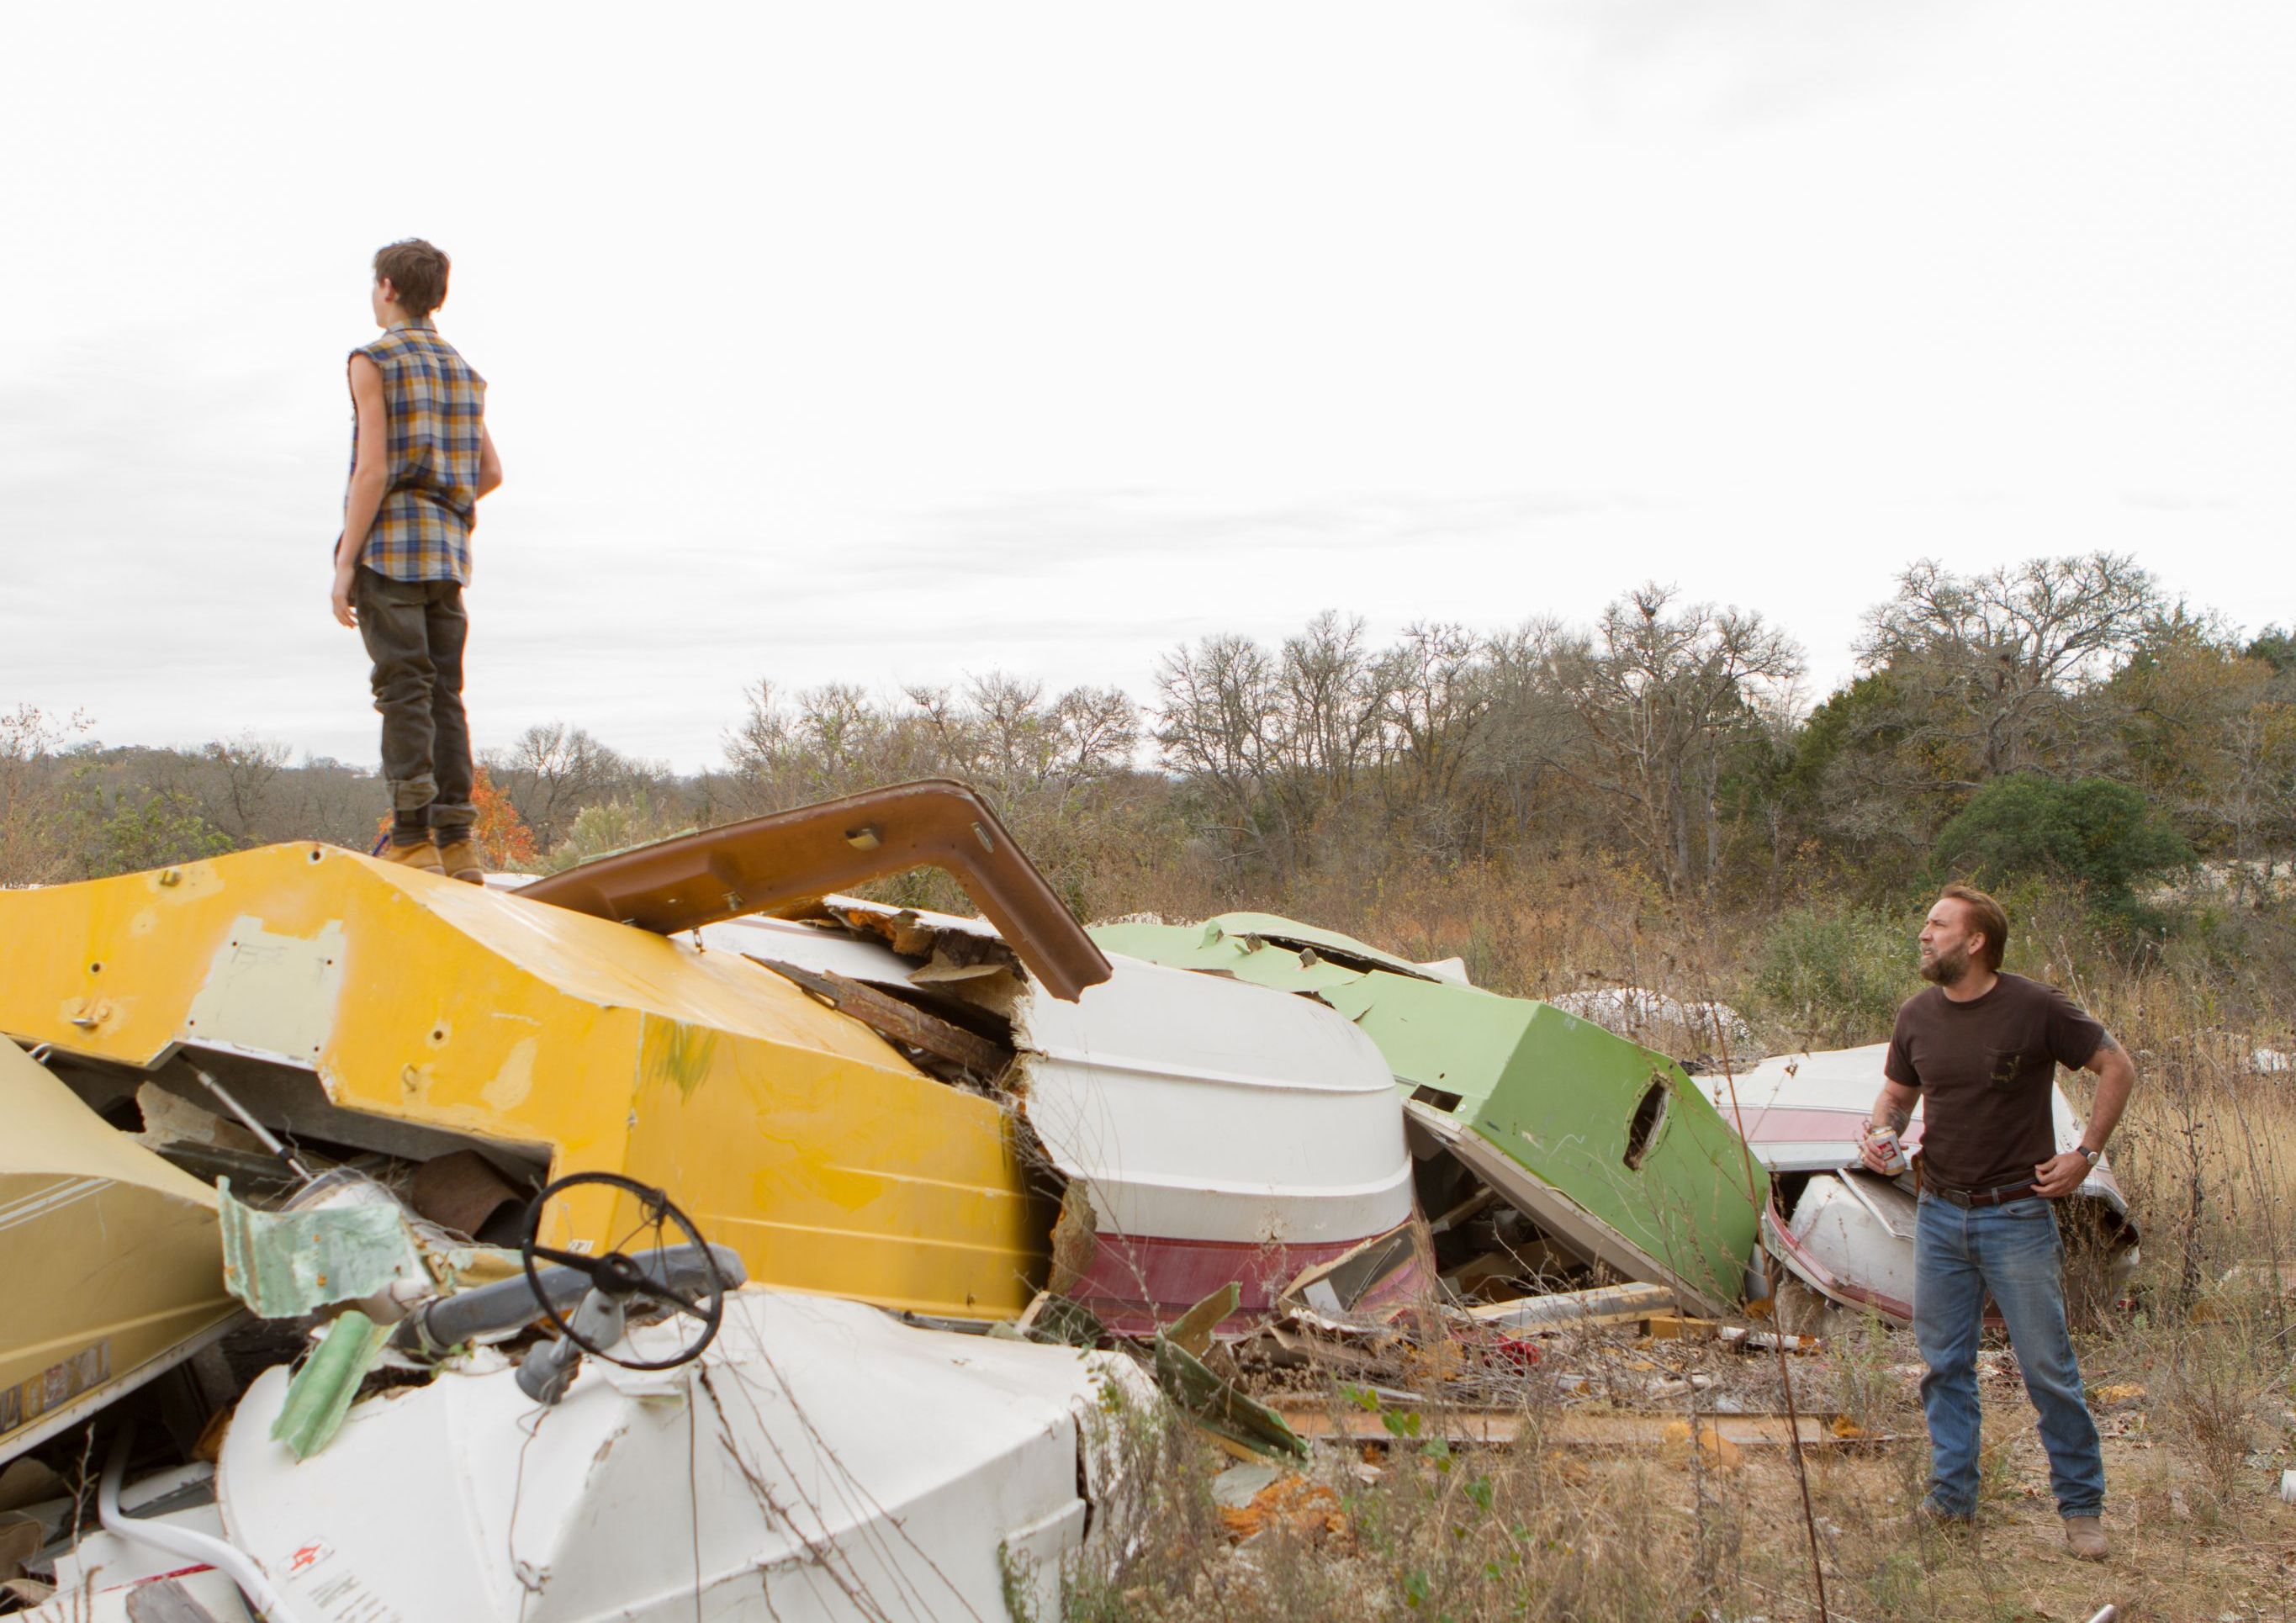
1883,973,2106,1192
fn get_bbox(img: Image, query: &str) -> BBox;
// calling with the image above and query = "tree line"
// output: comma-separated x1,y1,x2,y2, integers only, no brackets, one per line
6,552,2292,932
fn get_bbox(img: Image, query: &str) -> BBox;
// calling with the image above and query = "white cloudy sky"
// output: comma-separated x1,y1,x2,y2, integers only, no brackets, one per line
4,2,2291,772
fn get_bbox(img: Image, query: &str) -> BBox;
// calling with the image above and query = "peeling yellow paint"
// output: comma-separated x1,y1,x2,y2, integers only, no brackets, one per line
482,1036,538,1112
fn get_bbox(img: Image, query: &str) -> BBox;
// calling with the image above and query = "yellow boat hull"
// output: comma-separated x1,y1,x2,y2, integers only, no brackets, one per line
0,846,1050,1320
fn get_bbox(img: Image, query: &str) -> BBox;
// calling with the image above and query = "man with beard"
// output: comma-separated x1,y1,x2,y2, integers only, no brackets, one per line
1860,885,2135,1561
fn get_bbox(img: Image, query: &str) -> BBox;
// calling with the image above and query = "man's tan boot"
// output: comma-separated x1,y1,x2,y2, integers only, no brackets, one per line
2062,1515,2108,1561
379,837,445,876
436,834,484,886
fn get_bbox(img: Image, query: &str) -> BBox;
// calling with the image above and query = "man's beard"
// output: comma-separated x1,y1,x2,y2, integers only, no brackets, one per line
1920,943,1972,986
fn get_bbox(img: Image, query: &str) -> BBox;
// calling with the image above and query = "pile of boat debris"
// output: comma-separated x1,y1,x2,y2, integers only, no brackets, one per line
0,780,2137,1621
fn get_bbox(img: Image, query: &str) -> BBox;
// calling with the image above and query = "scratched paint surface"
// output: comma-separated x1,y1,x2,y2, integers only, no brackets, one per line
0,845,1048,1319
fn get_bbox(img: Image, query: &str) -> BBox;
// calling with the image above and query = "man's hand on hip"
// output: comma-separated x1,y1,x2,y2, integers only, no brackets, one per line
2033,1150,2091,1198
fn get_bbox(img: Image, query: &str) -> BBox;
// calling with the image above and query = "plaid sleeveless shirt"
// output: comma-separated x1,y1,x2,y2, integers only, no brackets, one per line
347,322,486,583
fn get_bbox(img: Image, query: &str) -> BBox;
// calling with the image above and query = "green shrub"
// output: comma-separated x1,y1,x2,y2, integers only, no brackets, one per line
1751,906,1912,1049
1929,774,2193,901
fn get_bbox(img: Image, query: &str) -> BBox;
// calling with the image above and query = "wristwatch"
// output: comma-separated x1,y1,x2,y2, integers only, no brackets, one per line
2076,1144,2101,1166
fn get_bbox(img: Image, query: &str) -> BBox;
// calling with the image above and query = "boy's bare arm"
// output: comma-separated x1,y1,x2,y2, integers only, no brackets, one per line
477,425,503,499
331,356,389,628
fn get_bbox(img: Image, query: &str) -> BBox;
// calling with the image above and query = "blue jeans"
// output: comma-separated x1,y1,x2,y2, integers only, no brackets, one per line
1912,1192,2105,1519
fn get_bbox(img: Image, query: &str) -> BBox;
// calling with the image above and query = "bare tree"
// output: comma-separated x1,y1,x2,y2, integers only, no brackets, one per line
1467,619,1584,852
487,722,629,850
965,672,1058,787
1155,632,1299,866
1051,685,1141,780
723,680,798,780
1282,611,1388,796
1373,621,1496,842
0,706,90,885
1549,584,1805,897
193,735,293,843
1856,552,2161,783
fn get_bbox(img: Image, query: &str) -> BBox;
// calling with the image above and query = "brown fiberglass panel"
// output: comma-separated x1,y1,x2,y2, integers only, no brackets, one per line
518,779,1113,1002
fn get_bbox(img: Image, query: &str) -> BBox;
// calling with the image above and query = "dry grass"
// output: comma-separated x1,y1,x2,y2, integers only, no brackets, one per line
1071,1313,2296,1621
1062,866,2296,1621
1069,1361,2296,1620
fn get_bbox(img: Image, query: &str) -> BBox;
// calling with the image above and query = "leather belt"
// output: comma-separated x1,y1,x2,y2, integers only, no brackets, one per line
1925,1179,2043,1209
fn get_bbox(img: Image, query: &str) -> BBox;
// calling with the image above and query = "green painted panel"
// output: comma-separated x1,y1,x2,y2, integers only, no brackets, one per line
1312,975,1530,1102
1175,912,1452,981
1092,916,1766,1305
1105,917,1369,993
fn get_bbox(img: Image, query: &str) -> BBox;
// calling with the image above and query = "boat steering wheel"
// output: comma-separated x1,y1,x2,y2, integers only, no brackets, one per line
519,1171,729,1370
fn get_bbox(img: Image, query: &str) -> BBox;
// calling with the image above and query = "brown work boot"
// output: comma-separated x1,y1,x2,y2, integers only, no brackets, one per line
436,834,484,885
2062,1515,2108,1561
378,837,445,876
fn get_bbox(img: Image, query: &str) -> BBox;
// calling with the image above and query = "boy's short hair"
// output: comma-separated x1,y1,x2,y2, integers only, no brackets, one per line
373,239,451,317
1938,883,2009,971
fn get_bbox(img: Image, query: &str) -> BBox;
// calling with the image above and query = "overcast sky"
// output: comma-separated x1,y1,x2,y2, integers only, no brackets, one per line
4,2,2292,773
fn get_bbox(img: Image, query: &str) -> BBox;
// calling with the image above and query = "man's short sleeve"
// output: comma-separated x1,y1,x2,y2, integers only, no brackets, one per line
1884,1002,1921,1089
2041,984,2108,1071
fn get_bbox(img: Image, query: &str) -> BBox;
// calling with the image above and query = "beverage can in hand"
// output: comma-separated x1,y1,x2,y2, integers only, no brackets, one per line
1868,1127,1909,1176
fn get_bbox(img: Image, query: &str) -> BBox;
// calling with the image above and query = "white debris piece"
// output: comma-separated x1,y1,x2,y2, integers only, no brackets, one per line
1547,986,1762,1062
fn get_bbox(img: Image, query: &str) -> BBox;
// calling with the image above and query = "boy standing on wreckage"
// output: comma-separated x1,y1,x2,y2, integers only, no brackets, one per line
329,238,503,880
1859,884,2136,1562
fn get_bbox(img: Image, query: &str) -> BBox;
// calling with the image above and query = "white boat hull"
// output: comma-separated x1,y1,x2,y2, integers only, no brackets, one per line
701,907,1426,1331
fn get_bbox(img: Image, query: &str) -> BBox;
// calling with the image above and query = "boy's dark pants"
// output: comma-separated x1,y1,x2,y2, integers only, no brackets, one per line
354,566,475,836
